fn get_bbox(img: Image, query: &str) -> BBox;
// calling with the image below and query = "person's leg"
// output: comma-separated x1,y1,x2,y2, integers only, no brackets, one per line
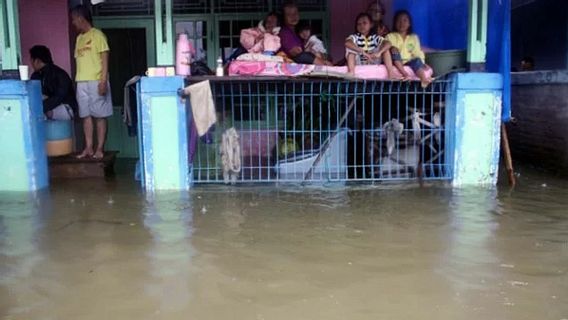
347,53,356,75
91,80,114,159
390,47,410,79
94,117,107,159
76,82,94,158
381,50,399,80
78,116,94,158
407,58,432,88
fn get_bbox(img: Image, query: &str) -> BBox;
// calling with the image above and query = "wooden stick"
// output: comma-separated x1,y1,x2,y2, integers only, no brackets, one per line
501,122,516,188
302,98,357,183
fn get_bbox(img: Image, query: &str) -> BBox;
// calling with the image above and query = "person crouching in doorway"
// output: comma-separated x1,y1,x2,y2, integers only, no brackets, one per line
71,5,112,160
29,45,77,120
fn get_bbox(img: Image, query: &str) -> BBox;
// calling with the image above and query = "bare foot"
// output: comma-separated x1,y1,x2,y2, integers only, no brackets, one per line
388,74,404,81
93,149,104,160
420,77,433,88
76,148,93,159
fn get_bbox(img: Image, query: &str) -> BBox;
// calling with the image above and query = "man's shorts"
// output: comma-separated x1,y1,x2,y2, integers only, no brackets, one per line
49,104,74,120
76,81,113,118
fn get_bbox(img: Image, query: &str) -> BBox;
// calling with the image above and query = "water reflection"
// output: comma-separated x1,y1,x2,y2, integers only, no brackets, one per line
143,192,194,316
0,191,50,316
445,187,514,316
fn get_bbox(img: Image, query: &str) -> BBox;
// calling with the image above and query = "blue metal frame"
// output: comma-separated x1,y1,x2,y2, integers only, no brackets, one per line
139,76,190,191
188,78,454,184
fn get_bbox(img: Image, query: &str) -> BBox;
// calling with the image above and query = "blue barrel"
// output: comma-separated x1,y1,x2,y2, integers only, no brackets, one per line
45,120,73,156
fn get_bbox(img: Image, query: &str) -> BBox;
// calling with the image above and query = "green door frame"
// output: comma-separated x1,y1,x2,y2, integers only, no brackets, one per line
93,16,156,67
172,15,215,68
92,17,156,158
0,0,21,69
467,0,488,69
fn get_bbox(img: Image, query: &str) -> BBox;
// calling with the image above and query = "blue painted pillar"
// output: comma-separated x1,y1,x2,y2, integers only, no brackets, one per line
138,76,191,191
447,73,503,186
0,80,48,191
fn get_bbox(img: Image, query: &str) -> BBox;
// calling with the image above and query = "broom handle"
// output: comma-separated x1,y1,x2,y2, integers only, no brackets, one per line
302,98,356,183
501,122,516,188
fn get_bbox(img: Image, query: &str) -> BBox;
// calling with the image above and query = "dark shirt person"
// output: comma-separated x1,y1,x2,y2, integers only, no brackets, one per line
521,56,535,71
30,45,77,120
279,3,330,65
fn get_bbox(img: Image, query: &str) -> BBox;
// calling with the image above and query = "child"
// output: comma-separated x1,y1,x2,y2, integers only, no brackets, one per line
240,12,281,55
344,13,397,78
367,0,390,37
386,10,433,87
296,23,327,60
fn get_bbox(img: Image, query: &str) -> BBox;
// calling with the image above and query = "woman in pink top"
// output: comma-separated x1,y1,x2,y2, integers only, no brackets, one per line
240,12,281,55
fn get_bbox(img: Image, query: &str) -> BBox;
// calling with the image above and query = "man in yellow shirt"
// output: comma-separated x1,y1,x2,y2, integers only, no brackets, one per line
71,5,112,159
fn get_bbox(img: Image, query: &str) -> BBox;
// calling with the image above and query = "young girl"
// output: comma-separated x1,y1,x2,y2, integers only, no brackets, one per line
345,13,397,78
240,12,281,55
386,10,433,87
296,23,327,60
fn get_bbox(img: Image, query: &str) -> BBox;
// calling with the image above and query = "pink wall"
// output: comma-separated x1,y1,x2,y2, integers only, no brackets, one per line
329,0,393,63
19,0,72,74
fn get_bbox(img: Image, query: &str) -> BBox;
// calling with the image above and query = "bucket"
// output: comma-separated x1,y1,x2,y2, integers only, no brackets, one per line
45,120,73,157
425,49,466,77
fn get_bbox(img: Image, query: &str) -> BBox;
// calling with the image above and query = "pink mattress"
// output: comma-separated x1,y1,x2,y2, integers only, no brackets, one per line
228,60,432,80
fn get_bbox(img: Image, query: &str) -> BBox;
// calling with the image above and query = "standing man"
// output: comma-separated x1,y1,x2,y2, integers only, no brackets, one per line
29,45,77,120
71,5,112,159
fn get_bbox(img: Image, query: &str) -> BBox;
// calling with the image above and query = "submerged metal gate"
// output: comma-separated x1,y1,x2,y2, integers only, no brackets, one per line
188,78,454,184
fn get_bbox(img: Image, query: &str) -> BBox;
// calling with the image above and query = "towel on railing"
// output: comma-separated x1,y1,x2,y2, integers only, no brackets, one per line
183,80,216,136
123,75,141,136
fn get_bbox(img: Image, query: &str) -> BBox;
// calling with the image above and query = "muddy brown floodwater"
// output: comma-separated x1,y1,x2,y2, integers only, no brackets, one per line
1,165,567,320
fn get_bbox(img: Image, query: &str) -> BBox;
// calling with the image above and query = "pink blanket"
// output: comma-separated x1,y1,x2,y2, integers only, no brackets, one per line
228,61,432,80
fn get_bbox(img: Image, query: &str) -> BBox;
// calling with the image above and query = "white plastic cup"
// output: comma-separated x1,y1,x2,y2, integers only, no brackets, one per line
19,65,29,81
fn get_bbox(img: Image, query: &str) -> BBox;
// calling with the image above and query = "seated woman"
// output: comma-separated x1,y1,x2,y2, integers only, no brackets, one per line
278,2,331,65
386,10,434,87
345,13,397,78
240,11,281,55
367,0,390,37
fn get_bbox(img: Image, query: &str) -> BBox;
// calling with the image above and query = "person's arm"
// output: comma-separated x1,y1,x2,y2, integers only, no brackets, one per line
374,39,391,57
98,50,109,96
414,35,426,62
279,28,303,58
345,37,372,60
287,46,303,57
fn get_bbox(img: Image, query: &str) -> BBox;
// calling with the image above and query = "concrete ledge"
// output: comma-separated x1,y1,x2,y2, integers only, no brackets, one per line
140,76,184,93
455,73,503,90
512,70,568,85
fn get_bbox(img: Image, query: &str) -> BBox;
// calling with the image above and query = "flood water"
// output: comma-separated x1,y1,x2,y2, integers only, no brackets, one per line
1,165,567,320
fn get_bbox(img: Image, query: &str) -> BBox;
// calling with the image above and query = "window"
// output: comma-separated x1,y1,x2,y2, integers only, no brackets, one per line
93,0,154,16
175,21,209,62
95,0,329,67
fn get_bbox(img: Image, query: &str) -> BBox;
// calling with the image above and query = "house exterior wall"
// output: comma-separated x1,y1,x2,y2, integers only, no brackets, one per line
18,0,72,74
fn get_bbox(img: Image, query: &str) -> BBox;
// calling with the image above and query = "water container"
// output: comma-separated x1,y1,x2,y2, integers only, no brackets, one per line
215,56,224,77
176,33,193,76
45,120,73,157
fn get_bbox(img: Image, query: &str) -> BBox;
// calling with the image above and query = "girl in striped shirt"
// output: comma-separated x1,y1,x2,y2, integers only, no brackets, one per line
345,13,397,78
